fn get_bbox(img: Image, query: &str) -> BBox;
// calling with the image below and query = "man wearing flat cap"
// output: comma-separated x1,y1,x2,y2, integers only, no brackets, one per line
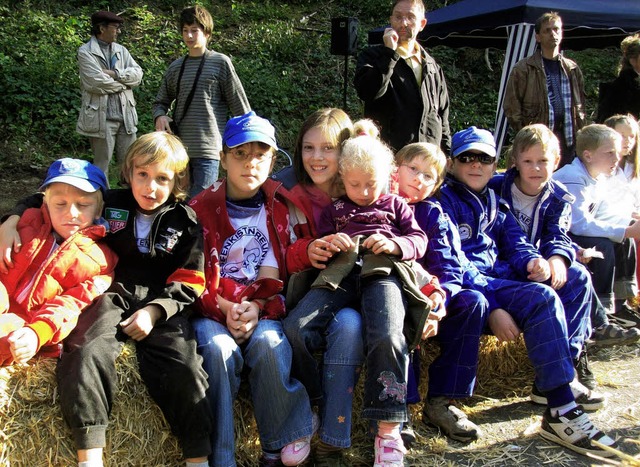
77,10,143,177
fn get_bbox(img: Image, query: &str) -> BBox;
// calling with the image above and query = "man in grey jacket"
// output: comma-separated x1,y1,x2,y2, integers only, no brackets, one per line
77,11,143,177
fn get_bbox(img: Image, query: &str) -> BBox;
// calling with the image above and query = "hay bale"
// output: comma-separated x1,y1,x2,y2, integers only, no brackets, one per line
0,335,533,466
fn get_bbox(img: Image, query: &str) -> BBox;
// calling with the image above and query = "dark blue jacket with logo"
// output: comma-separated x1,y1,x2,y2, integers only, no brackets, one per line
489,168,576,264
438,174,543,293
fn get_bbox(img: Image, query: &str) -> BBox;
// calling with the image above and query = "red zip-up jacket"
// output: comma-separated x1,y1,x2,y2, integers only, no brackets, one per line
1,205,117,357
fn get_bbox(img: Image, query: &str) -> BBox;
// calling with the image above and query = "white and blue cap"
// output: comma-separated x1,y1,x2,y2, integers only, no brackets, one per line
451,126,497,158
40,158,109,194
223,111,278,150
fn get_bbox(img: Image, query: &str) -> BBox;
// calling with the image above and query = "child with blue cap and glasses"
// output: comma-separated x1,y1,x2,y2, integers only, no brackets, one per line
436,126,617,458
188,111,318,467
0,158,116,367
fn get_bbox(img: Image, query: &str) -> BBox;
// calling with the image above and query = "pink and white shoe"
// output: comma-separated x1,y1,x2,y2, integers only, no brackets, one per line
373,435,406,466
281,413,319,466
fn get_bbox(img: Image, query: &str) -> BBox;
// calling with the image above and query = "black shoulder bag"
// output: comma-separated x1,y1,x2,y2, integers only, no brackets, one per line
170,52,206,136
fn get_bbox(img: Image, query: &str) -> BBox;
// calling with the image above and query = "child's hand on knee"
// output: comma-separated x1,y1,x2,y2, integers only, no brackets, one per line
8,327,38,364
488,308,521,342
548,255,568,290
527,257,550,282
120,305,163,341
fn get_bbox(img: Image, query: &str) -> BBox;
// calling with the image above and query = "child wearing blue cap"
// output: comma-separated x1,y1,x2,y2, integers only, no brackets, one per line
0,158,117,366
436,126,617,458
188,111,317,467
0,133,214,467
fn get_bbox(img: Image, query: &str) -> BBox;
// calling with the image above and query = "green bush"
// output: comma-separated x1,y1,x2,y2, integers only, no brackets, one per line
0,0,623,165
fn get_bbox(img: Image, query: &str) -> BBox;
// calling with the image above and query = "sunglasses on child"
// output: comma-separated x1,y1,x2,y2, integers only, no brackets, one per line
455,152,496,165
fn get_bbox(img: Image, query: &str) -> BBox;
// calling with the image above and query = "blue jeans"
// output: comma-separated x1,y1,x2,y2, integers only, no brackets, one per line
285,307,364,448
192,317,314,467
284,272,409,423
189,158,219,198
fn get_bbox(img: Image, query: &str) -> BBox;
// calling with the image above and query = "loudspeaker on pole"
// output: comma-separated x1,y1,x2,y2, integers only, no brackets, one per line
330,17,358,56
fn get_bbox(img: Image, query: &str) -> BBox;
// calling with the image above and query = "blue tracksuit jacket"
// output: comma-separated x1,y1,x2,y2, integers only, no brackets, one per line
490,169,592,359
437,174,575,393
413,199,489,398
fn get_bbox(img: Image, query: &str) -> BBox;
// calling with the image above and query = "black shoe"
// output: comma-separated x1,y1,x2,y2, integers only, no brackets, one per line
613,303,640,328
423,397,482,442
259,455,284,467
590,322,640,347
400,421,416,449
574,351,596,391
540,406,617,457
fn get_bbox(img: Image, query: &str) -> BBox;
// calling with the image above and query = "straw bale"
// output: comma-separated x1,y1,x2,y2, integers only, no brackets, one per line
0,332,535,466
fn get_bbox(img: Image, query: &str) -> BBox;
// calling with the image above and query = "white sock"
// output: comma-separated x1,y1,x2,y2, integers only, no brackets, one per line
551,401,578,417
185,462,209,467
79,461,104,467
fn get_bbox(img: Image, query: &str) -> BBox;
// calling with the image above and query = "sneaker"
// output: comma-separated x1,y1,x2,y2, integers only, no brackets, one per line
281,413,319,466
574,351,596,391
313,450,351,467
373,436,406,467
608,313,637,329
590,322,640,347
423,397,482,442
613,303,640,328
540,405,618,457
530,381,605,412
259,454,285,467
400,420,416,449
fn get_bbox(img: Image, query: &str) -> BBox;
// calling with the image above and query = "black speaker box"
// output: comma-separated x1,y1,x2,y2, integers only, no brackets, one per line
330,17,358,56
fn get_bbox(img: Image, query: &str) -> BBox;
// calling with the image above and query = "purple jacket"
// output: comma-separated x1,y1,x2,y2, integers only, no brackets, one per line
318,193,427,261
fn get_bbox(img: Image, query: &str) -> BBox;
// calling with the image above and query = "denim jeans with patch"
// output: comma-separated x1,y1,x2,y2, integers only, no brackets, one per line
285,272,409,424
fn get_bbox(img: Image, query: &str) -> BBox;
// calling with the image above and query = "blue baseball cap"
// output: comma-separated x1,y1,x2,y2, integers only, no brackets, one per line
451,126,497,158
223,111,278,150
40,158,109,194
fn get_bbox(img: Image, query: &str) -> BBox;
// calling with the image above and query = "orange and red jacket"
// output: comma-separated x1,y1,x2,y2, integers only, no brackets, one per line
1,205,117,355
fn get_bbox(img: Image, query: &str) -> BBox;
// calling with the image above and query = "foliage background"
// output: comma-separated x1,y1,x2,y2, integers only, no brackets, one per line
0,0,621,177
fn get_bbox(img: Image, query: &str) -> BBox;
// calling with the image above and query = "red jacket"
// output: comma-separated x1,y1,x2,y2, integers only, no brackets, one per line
0,206,117,356
189,178,314,322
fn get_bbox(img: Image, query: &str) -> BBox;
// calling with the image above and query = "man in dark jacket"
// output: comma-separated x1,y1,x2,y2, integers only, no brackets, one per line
354,0,451,154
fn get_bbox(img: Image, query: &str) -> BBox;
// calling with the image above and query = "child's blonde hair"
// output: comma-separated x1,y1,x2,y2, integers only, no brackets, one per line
507,124,560,168
604,114,640,179
395,142,447,191
575,124,622,162
43,185,104,215
120,132,191,202
339,133,395,183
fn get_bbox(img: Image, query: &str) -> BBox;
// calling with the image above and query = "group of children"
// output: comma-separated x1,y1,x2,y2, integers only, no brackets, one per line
2,109,640,467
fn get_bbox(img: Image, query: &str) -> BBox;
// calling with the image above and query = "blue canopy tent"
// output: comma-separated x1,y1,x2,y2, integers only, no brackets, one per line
368,0,640,156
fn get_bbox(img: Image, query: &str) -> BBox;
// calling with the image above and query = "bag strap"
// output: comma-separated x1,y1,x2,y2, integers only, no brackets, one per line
173,52,207,125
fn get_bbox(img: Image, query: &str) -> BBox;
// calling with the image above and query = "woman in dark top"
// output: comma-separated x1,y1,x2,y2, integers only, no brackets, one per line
597,33,640,122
